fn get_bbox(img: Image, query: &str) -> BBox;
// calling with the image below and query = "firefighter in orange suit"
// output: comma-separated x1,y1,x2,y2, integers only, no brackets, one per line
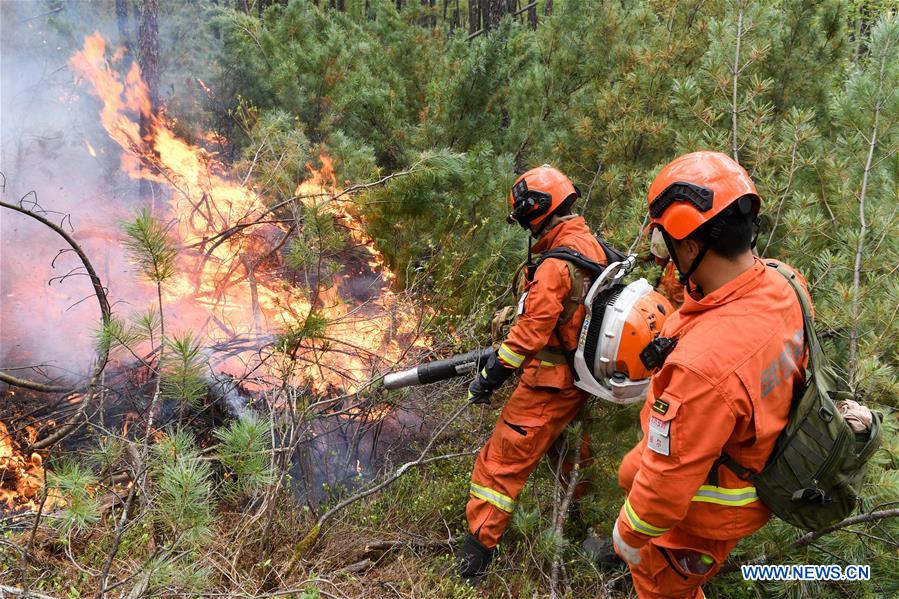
458,166,609,583
612,151,810,598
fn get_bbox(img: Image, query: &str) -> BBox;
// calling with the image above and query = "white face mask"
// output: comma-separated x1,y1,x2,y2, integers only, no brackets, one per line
649,228,670,260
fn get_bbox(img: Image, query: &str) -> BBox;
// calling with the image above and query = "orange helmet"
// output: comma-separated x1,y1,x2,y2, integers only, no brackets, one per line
508,165,578,231
647,151,759,240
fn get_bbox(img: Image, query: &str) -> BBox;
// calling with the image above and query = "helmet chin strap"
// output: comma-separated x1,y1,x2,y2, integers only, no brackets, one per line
661,229,710,295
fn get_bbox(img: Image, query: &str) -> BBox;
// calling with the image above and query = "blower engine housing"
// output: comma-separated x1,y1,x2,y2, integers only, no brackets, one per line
573,260,674,404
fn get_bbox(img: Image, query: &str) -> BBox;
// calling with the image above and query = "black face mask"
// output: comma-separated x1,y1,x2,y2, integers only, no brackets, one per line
508,178,552,230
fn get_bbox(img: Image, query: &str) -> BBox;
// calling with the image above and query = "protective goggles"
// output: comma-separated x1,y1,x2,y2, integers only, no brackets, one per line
649,228,669,260
507,178,552,228
649,181,714,219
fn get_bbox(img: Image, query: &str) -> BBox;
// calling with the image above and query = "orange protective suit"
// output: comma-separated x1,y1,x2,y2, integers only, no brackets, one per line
467,216,607,549
615,258,809,598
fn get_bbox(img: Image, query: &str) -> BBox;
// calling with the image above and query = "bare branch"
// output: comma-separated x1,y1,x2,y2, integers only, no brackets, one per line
731,3,745,162
0,199,111,450
849,45,888,382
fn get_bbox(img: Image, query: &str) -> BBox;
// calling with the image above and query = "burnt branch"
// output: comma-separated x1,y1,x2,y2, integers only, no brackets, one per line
0,371,75,394
184,161,426,257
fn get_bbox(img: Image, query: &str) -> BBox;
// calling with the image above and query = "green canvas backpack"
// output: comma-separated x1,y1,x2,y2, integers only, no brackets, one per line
717,262,883,532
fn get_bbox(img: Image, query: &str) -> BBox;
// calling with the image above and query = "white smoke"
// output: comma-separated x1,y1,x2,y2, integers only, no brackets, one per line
1,2,152,382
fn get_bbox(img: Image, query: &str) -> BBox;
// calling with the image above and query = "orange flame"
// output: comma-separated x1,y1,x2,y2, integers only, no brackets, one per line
69,34,429,394
0,421,46,510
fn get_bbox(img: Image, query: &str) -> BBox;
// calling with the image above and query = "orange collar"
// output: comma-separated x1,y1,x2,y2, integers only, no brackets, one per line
532,215,590,253
679,257,766,315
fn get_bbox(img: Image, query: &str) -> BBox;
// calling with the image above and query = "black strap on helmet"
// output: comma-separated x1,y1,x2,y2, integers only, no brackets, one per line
649,181,715,219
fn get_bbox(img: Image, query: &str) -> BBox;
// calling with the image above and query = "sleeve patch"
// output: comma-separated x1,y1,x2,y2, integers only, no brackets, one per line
647,400,678,457
516,291,529,316
647,424,671,456
650,396,681,422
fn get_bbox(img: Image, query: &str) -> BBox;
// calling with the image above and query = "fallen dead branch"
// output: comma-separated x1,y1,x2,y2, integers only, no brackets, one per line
0,371,75,394
550,438,583,599
361,535,459,557
332,558,374,575
0,586,61,599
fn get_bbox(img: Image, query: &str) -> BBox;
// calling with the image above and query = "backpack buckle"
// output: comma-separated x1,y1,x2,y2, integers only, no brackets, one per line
818,405,834,422
792,487,831,505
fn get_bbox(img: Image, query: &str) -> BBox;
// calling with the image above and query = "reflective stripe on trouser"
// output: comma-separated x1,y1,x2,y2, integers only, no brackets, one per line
470,483,515,513
467,380,588,549
628,527,740,599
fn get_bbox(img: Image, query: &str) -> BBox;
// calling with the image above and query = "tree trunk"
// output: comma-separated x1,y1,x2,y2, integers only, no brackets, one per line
469,0,479,34
544,0,552,17
138,0,159,203
485,0,504,31
115,0,130,54
138,0,159,116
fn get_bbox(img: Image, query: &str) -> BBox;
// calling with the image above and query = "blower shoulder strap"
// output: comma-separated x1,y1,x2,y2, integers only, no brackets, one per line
537,247,605,277
597,236,628,264
536,247,605,326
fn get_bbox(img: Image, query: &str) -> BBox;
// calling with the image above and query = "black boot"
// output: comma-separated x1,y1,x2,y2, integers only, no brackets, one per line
582,533,625,570
459,534,493,586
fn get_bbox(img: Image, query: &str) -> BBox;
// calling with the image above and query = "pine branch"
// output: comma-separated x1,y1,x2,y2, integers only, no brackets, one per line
97,210,178,598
